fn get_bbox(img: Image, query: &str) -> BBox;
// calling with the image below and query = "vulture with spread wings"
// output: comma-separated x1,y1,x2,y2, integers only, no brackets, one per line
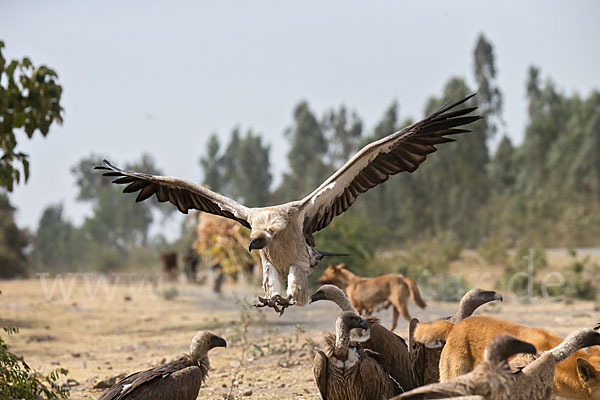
97,94,480,314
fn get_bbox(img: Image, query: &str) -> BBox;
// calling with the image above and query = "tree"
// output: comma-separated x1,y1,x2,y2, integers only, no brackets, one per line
199,134,223,192
473,34,503,139
0,41,64,191
322,105,363,168
73,154,164,249
490,135,516,194
32,204,85,272
278,101,331,200
0,193,30,278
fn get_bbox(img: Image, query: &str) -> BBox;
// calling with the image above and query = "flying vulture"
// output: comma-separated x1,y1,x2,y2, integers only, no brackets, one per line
97,331,226,400
96,94,480,313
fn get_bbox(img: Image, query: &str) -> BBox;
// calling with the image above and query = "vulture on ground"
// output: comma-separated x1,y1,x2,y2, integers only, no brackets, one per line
409,288,503,386
310,284,417,393
314,311,398,400
97,331,226,400
390,334,537,400
97,95,480,314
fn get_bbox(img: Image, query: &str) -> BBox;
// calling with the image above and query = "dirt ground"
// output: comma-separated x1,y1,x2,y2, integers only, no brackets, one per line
1,273,598,400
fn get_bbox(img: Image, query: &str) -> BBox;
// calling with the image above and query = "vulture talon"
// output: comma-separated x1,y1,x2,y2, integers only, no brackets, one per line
253,295,295,316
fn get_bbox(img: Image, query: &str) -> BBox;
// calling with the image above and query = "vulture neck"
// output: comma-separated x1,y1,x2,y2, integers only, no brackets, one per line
330,292,356,313
333,319,352,361
454,296,481,321
550,331,590,363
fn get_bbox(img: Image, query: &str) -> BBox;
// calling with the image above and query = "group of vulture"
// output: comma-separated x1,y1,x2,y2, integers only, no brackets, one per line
97,285,600,400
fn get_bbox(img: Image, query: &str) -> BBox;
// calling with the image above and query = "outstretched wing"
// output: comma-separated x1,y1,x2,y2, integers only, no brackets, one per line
299,94,480,236
95,160,251,228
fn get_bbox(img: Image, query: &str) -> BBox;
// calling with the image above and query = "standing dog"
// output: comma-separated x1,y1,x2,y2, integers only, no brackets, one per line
318,263,426,331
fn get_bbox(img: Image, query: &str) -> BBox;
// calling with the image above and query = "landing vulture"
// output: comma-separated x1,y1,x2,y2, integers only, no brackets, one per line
97,331,226,400
97,94,480,313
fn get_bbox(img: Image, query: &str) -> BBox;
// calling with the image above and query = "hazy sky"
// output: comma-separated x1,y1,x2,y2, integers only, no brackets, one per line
3,0,599,235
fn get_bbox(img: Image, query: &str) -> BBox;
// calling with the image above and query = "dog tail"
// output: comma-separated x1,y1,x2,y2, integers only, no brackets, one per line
405,277,427,309
414,320,454,343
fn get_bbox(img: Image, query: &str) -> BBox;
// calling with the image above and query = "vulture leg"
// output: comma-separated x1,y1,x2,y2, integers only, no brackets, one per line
287,265,308,306
255,260,293,315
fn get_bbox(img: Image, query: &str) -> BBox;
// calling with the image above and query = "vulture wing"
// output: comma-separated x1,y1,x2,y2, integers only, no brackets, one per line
299,94,480,236
96,160,251,228
365,319,417,392
313,350,329,400
98,357,197,400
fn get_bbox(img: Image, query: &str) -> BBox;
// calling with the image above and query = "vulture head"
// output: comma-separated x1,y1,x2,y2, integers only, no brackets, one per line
189,331,227,363
337,311,369,333
248,211,287,251
465,288,503,305
483,334,536,365
310,284,348,306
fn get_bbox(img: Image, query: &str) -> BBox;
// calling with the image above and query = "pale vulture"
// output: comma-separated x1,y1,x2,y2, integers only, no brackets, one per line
97,331,226,400
96,95,480,313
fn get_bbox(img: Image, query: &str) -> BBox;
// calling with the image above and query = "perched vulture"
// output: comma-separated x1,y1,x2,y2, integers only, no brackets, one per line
390,334,537,400
409,288,503,386
314,311,398,400
97,331,226,400
310,284,417,393
97,95,480,313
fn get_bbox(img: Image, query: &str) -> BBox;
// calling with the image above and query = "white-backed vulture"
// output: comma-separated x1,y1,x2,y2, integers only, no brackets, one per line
390,334,537,400
310,284,417,393
314,311,398,400
96,95,480,314
408,288,503,386
97,331,226,400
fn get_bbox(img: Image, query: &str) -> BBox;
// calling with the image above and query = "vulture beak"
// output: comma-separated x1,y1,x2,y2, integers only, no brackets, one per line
487,290,503,302
358,319,369,330
248,237,267,252
309,290,325,304
214,336,227,348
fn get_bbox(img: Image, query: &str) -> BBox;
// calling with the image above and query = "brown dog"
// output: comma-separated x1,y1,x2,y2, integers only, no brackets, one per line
414,315,600,399
318,263,426,331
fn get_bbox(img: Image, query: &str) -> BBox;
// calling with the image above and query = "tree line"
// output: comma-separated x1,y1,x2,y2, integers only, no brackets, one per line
1,34,598,277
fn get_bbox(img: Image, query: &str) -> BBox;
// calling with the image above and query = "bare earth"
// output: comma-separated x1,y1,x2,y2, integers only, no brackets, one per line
1,276,598,400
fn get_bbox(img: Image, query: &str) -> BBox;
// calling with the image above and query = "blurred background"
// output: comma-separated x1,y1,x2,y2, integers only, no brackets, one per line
1,0,599,300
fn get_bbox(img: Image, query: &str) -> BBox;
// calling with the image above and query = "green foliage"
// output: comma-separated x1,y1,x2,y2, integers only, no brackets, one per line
0,292,69,399
278,101,332,201
0,41,64,191
0,193,30,278
310,212,388,284
477,234,510,265
200,128,272,207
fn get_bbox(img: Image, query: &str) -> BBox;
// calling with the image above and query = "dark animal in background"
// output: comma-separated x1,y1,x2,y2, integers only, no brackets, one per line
97,331,226,400
160,251,177,281
183,247,199,282
97,94,479,314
